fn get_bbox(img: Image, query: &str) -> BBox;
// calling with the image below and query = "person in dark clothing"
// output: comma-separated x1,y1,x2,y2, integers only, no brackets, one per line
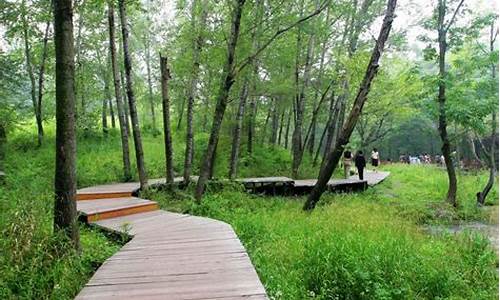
355,150,366,180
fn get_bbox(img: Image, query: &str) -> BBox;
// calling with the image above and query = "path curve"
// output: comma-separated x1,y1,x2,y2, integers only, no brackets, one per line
75,178,267,300
75,172,390,299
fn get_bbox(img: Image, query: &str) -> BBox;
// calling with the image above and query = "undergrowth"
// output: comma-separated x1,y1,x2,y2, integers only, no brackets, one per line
1,126,498,299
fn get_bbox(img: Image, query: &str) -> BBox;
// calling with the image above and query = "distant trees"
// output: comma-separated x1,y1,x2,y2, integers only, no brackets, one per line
53,0,80,250
0,0,496,210
304,0,397,210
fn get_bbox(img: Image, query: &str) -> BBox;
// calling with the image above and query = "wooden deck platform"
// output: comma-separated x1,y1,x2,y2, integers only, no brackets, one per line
236,177,295,195
76,182,267,299
349,170,390,186
234,174,385,196
292,178,367,195
77,177,198,200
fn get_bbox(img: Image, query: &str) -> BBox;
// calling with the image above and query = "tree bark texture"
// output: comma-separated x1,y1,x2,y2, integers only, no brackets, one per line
53,0,80,250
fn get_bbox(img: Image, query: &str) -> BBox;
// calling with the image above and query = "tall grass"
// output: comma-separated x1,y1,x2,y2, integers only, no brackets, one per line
1,125,498,299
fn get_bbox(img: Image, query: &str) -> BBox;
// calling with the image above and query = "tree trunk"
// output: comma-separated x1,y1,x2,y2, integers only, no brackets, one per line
195,0,246,202
145,37,157,135
102,95,108,134
468,134,482,167
270,99,279,145
229,78,249,179
292,18,315,178
437,0,457,207
177,96,186,130
278,109,285,146
97,48,109,135
109,98,116,128
322,92,340,166
477,112,497,205
304,0,397,210
119,0,148,188
108,1,131,181
183,0,207,183
302,81,333,159
313,118,329,166
36,16,51,146
284,108,291,149
208,142,218,180
120,68,131,136
261,102,272,144
160,55,175,184
477,22,498,205
21,1,44,147
53,0,80,250
246,79,257,154
0,123,5,169
306,7,329,157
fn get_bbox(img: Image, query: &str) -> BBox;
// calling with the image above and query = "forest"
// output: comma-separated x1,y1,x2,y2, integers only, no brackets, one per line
0,0,498,299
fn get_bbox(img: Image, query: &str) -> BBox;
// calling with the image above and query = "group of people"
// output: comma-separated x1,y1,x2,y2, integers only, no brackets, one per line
399,153,445,165
342,148,380,180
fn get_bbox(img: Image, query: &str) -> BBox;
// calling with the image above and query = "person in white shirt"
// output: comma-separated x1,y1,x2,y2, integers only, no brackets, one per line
371,148,380,171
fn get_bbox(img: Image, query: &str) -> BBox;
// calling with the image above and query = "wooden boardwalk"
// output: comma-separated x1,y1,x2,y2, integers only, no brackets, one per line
76,180,267,300
75,172,390,298
349,170,390,186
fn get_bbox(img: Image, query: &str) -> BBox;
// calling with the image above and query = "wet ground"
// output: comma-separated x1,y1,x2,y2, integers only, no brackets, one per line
424,221,498,252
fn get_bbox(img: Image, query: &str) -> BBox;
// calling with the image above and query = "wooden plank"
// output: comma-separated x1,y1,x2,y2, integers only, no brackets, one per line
77,197,156,214
86,203,159,222
349,170,390,186
235,176,293,184
77,192,133,201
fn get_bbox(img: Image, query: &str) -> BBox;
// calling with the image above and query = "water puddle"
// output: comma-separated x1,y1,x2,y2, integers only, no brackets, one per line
424,222,499,252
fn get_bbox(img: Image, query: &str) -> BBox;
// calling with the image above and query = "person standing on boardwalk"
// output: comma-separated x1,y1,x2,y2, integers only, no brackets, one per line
371,148,380,171
342,150,353,179
355,150,366,180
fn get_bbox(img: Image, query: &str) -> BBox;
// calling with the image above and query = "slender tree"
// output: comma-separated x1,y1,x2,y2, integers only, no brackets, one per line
477,20,498,205
436,0,465,207
144,31,157,135
160,54,175,184
36,14,52,146
229,78,249,179
304,0,397,210
21,0,46,147
108,1,131,181
195,0,247,201
118,0,148,188
184,0,207,183
53,0,80,250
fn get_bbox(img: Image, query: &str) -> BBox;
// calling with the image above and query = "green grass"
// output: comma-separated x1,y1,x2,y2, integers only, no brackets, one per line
145,164,498,299
1,125,498,299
